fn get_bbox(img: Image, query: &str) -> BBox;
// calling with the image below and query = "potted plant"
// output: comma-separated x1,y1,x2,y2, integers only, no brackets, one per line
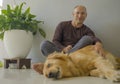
0,2,46,58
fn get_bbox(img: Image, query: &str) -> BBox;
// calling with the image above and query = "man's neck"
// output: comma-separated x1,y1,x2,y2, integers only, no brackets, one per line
72,21,83,28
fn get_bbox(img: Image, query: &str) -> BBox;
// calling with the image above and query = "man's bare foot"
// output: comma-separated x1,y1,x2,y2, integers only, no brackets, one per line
32,63,44,74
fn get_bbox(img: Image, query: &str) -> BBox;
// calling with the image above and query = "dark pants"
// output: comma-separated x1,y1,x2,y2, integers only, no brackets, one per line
40,36,94,56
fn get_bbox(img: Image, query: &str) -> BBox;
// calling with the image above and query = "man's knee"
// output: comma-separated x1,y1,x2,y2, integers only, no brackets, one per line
40,40,53,56
40,40,51,49
81,36,93,43
40,40,50,46
81,35,92,40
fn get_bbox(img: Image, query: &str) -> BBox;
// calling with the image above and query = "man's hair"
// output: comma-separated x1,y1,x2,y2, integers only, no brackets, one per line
74,5,87,12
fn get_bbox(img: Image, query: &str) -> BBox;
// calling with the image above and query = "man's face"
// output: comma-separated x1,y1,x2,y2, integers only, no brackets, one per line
72,6,87,24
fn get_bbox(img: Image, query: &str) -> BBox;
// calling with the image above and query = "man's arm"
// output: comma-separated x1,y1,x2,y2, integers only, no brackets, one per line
85,27,105,57
94,42,105,57
52,22,65,50
85,27,101,44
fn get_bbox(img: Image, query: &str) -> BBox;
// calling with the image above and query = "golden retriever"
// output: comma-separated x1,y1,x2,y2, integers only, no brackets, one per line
42,45,120,82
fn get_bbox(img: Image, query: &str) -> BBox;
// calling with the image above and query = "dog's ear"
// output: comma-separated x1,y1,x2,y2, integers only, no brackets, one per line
47,52,69,61
33,63,44,75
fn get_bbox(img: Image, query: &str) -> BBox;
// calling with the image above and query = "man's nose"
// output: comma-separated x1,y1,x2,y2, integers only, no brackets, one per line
78,14,82,18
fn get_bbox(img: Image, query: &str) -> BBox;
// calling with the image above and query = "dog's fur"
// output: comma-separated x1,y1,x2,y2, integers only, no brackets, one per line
43,45,120,82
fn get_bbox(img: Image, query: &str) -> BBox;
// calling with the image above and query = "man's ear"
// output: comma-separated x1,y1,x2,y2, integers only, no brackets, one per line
72,12,74,17
85,13,87,18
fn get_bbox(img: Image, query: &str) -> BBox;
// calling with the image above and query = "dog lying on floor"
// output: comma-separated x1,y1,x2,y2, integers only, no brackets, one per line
36,45,120,82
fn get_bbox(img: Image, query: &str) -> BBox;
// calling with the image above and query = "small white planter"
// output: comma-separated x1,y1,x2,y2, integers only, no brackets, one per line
3,30,33,58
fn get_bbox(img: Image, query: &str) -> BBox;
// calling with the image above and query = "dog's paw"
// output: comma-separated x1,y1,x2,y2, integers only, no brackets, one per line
107,71,120,82
112,71,120,82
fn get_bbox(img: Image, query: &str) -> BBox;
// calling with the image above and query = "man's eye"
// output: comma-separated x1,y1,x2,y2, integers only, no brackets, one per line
47,64,51,68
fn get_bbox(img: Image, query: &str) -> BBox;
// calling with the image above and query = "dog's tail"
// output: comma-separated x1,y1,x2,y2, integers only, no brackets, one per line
115,56,120,69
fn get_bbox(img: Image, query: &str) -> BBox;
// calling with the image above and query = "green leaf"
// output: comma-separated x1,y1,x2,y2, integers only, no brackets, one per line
28,14,36,19
39,28,46,38
14,5,19,15
0,61,3,67
18,2,25,15
1,10,7,15
7,5,11,16
0,32,4,40
24,7,30,17
0,2,46,39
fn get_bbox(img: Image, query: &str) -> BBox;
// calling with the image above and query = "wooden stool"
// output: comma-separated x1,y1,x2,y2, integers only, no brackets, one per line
4,58,31,69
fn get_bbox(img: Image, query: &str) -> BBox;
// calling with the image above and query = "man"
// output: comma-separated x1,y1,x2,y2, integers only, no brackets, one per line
33,5,105,74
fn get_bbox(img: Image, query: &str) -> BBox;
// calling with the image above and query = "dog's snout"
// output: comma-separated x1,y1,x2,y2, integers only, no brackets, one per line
48,72,55,78
48,71,60,79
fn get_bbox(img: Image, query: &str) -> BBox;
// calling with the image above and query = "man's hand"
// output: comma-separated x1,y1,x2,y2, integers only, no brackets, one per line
63,45,72,53
94,42,105,57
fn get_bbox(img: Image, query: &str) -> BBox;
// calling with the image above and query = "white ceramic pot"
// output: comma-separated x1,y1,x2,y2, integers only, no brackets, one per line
3,30,33,58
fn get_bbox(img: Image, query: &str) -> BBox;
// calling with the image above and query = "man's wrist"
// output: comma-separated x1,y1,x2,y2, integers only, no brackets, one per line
95,42,103,49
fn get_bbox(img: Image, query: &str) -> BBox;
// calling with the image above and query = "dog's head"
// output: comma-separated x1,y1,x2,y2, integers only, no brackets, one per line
43,52,71,79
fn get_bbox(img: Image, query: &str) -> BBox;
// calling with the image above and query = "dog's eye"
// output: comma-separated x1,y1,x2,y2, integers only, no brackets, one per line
47,64,51,68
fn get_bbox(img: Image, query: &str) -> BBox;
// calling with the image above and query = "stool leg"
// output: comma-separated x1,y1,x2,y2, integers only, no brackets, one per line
19,59,31,69
4,60,10,68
